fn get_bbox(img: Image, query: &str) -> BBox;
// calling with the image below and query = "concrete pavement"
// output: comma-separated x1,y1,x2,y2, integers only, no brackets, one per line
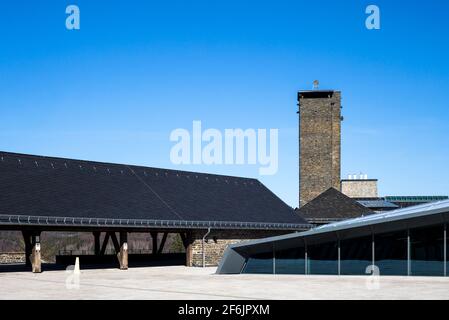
1,265,448,300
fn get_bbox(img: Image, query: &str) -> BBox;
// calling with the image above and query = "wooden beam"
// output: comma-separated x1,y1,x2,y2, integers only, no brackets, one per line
181,232,193,267
109,232,120,253
93,232,101,255
100,232,110,255
186,241,193,267
180,232,193,249
22,231,32,268
157,232,168,255
150,232,158,255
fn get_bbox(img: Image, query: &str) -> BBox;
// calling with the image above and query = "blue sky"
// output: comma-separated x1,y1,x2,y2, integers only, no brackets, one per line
1,1,448,207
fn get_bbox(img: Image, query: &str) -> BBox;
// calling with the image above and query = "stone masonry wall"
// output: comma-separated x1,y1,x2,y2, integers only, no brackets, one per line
0,252,25,264
188,230,289,267
299,91,341,207
341,180,378,198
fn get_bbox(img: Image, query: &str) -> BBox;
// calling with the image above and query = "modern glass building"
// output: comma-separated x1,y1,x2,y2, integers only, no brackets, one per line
217,200,449,277
384,196,449,209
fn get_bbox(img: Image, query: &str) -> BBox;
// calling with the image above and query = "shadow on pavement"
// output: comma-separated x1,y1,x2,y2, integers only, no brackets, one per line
0,253,186,273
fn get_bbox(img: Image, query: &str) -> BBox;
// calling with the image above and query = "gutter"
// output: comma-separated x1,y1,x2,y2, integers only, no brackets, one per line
0,214,311,231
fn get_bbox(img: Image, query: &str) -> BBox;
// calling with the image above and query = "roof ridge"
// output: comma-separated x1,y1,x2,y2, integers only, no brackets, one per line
0,150,259,181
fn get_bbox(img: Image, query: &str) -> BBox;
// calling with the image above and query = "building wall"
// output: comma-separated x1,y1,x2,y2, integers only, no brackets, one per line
187,230,288,267
341,180,378,198
298,91,341,207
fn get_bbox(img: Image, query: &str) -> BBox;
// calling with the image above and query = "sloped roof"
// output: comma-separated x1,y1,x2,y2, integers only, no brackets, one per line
298,188,374,220
0,151,308,229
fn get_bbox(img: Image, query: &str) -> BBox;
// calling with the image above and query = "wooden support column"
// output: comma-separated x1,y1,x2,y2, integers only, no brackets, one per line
31,232,42,273
100,232,110,255
150,232,158,255
118,232,128,270
181,232,193,267
22,231,32,268
180,233,188,249
93,232,101,255
157,232,168,255
110,232,120,253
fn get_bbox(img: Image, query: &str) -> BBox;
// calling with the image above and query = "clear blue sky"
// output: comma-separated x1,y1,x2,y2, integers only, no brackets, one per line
1,1,448,207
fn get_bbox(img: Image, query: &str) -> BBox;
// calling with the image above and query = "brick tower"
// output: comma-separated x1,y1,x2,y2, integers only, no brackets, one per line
298,85,342,207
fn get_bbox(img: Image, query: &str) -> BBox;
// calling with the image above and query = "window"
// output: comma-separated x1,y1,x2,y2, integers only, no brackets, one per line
307,241,338,275
340,236,373,275
275,247,305,274
410,224,444,276
242,252,273,274
375,231,408,276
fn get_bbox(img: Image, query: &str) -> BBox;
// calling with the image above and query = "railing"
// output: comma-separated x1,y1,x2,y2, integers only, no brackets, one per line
0,252,25,255
0,214,312,231
306,217,347,224
57,249,183,256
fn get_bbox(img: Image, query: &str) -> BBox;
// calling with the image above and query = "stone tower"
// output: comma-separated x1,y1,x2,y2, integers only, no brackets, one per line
298,88,342,207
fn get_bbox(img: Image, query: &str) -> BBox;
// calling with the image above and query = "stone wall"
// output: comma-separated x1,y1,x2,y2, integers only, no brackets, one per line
188,230,288,267
298,91,341,207
341,179,378,198
0,252,25,264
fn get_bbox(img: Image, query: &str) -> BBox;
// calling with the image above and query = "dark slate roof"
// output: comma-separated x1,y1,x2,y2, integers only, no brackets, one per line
298,188,374,220
0,151,308,229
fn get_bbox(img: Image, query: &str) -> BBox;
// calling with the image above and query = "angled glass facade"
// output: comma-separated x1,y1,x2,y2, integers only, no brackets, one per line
340,236,373,275
275,247,305,274
447,225,448,276
307,241,338,275
242,252,273,274
410,225,445,276
240,223,448,277
375,231,408,276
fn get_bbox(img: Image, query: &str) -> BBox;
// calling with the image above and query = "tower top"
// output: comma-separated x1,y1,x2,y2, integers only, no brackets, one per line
313,80,319,89
298,90,340,100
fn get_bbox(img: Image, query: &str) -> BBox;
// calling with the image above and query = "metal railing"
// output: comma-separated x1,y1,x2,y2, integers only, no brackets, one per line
306,217,347,223
0,252,25,255
57,249,155,256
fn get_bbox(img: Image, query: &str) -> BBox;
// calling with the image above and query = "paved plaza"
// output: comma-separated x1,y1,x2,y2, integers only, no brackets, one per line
1,265,448,299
